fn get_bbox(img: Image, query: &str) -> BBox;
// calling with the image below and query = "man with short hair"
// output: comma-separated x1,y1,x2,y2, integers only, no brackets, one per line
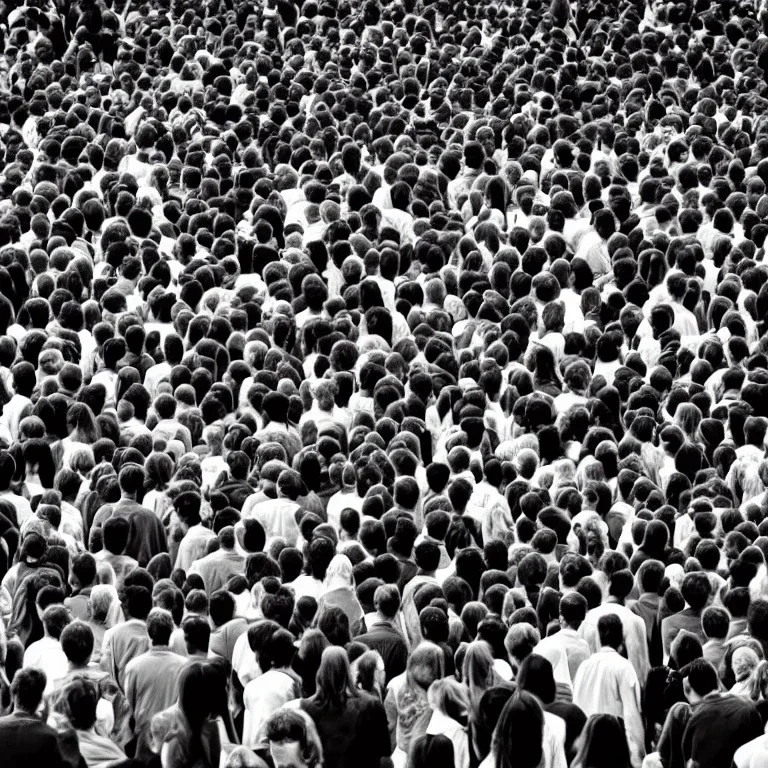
93,464,167,566
100,585,152,691
681,658,762,768
534,591,592,682
573,614,644,767
188,525,244,595
0,667,69,766
23,604,71,694
174,490,215,572
356,584,409,683
124,608,187,763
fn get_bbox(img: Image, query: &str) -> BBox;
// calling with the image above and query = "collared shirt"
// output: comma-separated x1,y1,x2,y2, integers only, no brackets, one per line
573,647,644,767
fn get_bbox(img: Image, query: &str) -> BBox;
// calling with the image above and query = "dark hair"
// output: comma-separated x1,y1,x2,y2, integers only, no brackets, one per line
681,658,719,697
516,653,556,705
492,691,544,768
60,620,94,665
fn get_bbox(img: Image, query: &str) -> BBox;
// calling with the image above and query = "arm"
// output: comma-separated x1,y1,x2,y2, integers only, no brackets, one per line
367,699,393,760
384,685,398,755
620,667,646,768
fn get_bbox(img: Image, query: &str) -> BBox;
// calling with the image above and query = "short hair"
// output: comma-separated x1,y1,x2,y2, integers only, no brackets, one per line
182,615,211,654
71,552,97,588
210,589,236,627
63,676,100,730
11,667,47,712
701,606,729,640
373,583,400,618
42,604,72,640
124,585,153,620
504,623,540,662
60,620,94,665
597,613,623,649
559,592,587,629
682,658,719,697
681,572,712,612
147,608,175,645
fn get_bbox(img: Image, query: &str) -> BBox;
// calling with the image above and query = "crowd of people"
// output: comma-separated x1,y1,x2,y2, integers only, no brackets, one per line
4,0,768,766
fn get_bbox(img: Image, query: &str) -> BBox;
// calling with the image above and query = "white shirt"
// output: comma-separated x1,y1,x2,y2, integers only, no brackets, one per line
426,710,470,768
23,636,68,694
573,647,645,767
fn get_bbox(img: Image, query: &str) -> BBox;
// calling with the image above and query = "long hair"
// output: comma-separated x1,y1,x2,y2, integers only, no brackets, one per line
178,662,220,768
67,402,101,444
313,645,359,711
492,691,544,768
462,640,500,712
572,714,631,768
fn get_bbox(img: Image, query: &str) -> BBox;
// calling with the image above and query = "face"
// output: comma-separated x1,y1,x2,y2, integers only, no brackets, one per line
270,740,308,768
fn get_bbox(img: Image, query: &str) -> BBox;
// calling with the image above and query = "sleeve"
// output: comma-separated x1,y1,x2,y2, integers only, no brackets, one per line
366,698,393,760
124,664,137,730
100,629,115,682
384,684,398,754
620,667,646,768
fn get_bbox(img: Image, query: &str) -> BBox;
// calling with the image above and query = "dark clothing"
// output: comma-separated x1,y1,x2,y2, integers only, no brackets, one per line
357,621,409,684
395,555,418,593
546,700,586,761
661,608,706,658
0,712,69,768
628,592,663,667
109,500,168,567
682,693,762,768
300,692,391,768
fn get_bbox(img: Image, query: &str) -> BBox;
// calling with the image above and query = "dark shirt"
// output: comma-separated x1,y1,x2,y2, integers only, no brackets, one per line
357,621,409,684
0,712,68,768
546,700,586,761
629,593,663,667
682,693,762,768
300,692,391,768
661,608,706,658
111,500,168,567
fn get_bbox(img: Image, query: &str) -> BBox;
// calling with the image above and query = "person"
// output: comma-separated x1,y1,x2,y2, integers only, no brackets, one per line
573,615,644,767
0,667,69,767
3,2,768,768
480,690,566,768
316,555,364,632
188,526,245,597
100,585,151,691
534,592,592,683
151,662,222,768
124,608,187,763
571,714,631,768
299,646,390,768
680,658,763,768
425,678,470,768
517,653,586,762
242,627,301,749
265,707,324,768
22,603,70,694
355,584,409,684
56,674,127,768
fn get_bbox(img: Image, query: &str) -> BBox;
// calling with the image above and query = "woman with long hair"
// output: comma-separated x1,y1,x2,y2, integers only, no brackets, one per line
294,628,330,698
481,690,566,768
151,661,223,768
57,402,101,471
426,678,470,768
316,554,364,630
299,646,390,768
571,714,631,768
387,642,445,767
